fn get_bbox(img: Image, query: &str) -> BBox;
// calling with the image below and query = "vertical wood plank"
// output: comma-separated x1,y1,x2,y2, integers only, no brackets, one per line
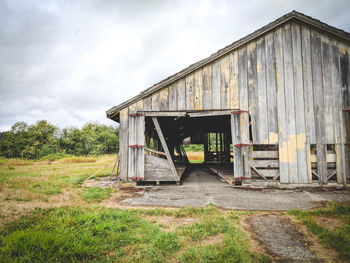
202,65,212,110
159,87,169,111
128,111,136,180
306,144,312,183
321,34,335,143
220,56,230,109
256,36,269,144
119,108,129,182
177,79,186,110
283,23,298,183
136,99,143,112
311,29,327,185
135,101,144,180
211,60,221,109
331,40,343,184
335,144,343,184
274,27,289,183
247,42,259,143
238,47,248,111
168,84,178,111
339,43,350,186
186,73,194,110
194,69,203,110
265,32,278,144
292,23,308,183
229,50,239,109
151,91,160,111
143,96,152,111
301,26,316,144
231,114,242,179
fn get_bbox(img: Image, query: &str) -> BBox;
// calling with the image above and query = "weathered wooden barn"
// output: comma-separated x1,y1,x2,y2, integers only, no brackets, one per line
107,11,350,186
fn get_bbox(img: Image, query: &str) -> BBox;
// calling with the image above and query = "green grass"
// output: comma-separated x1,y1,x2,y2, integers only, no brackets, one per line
0,155,116,201
288,202,350,261
0,206,271,263
81,187,114,202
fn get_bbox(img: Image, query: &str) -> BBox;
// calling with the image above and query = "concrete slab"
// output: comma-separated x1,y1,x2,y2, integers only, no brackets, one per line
121,168,350,210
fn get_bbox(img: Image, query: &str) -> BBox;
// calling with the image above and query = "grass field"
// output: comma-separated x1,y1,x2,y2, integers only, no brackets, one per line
0,155,349,262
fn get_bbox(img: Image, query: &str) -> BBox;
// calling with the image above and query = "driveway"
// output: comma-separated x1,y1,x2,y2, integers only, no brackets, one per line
121,167,350,210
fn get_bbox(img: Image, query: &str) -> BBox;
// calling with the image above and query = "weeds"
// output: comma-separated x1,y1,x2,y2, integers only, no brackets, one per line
81,187,114,202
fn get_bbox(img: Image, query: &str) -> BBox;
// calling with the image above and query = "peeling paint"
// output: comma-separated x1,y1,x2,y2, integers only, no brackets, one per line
338,45,347,54
269,132,278,144
279,133,306,163
257,62,261,73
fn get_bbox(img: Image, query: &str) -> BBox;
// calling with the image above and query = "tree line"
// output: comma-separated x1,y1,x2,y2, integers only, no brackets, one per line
0,120,119,159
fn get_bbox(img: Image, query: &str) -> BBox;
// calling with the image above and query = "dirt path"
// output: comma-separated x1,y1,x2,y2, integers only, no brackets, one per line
244,214,337,263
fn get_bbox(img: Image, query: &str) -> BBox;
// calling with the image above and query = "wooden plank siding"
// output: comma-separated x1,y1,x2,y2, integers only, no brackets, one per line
292,23,308,184
126,21,349,184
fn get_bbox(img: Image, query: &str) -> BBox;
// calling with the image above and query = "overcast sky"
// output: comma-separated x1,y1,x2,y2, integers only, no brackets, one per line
0,0,349,131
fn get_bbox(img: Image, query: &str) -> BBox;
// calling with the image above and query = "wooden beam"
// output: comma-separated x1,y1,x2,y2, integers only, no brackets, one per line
152,117,179,181
251,166,268,180
187,110,236,117
142,111,187,117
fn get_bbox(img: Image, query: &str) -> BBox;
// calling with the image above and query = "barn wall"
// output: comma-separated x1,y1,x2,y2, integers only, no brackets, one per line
123,21,350,184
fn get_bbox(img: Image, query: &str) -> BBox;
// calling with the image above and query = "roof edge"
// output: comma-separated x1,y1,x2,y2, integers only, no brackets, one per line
106,10,350,118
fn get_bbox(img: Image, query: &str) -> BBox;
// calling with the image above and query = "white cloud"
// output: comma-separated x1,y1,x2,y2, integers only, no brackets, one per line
0,0,349,131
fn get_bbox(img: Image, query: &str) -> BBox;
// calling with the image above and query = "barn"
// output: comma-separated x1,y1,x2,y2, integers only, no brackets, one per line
106,11,350,186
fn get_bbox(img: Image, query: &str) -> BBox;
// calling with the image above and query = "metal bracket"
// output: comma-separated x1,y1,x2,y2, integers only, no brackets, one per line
128,145,144,148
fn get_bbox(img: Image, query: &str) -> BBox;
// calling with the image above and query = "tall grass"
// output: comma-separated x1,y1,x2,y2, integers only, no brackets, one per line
0,206,271,263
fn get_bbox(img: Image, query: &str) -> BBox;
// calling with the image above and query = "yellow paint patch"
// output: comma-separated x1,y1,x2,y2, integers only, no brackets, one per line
269,132,278,144
338,45,347,54
279,133,306,163
257,62,261,73
248,79,254,86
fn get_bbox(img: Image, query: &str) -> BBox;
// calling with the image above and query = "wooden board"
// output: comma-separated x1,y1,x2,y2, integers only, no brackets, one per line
194,69,203,110
311,29,327,184
301,26,316,144
251,169,279,178
292,23,308,183
220,56,230,109
249,159,279,168
128,110,136,179
202,65,212,110
151,91,160,111
136,102,145,180
247,41,259,143
265,32,278,143
186,73,194,110
144,171,175,181
211,60,221,109
119,108,129,182
159,87,169,111
145,154,170,168
229,50,239,109
256,36,269,144
177,79,186,110
143,96,152,111
274,27,289,183
321,34,335,143
283,23,298,183
168,84,178,111
250,151,279,159
238,47,248,111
